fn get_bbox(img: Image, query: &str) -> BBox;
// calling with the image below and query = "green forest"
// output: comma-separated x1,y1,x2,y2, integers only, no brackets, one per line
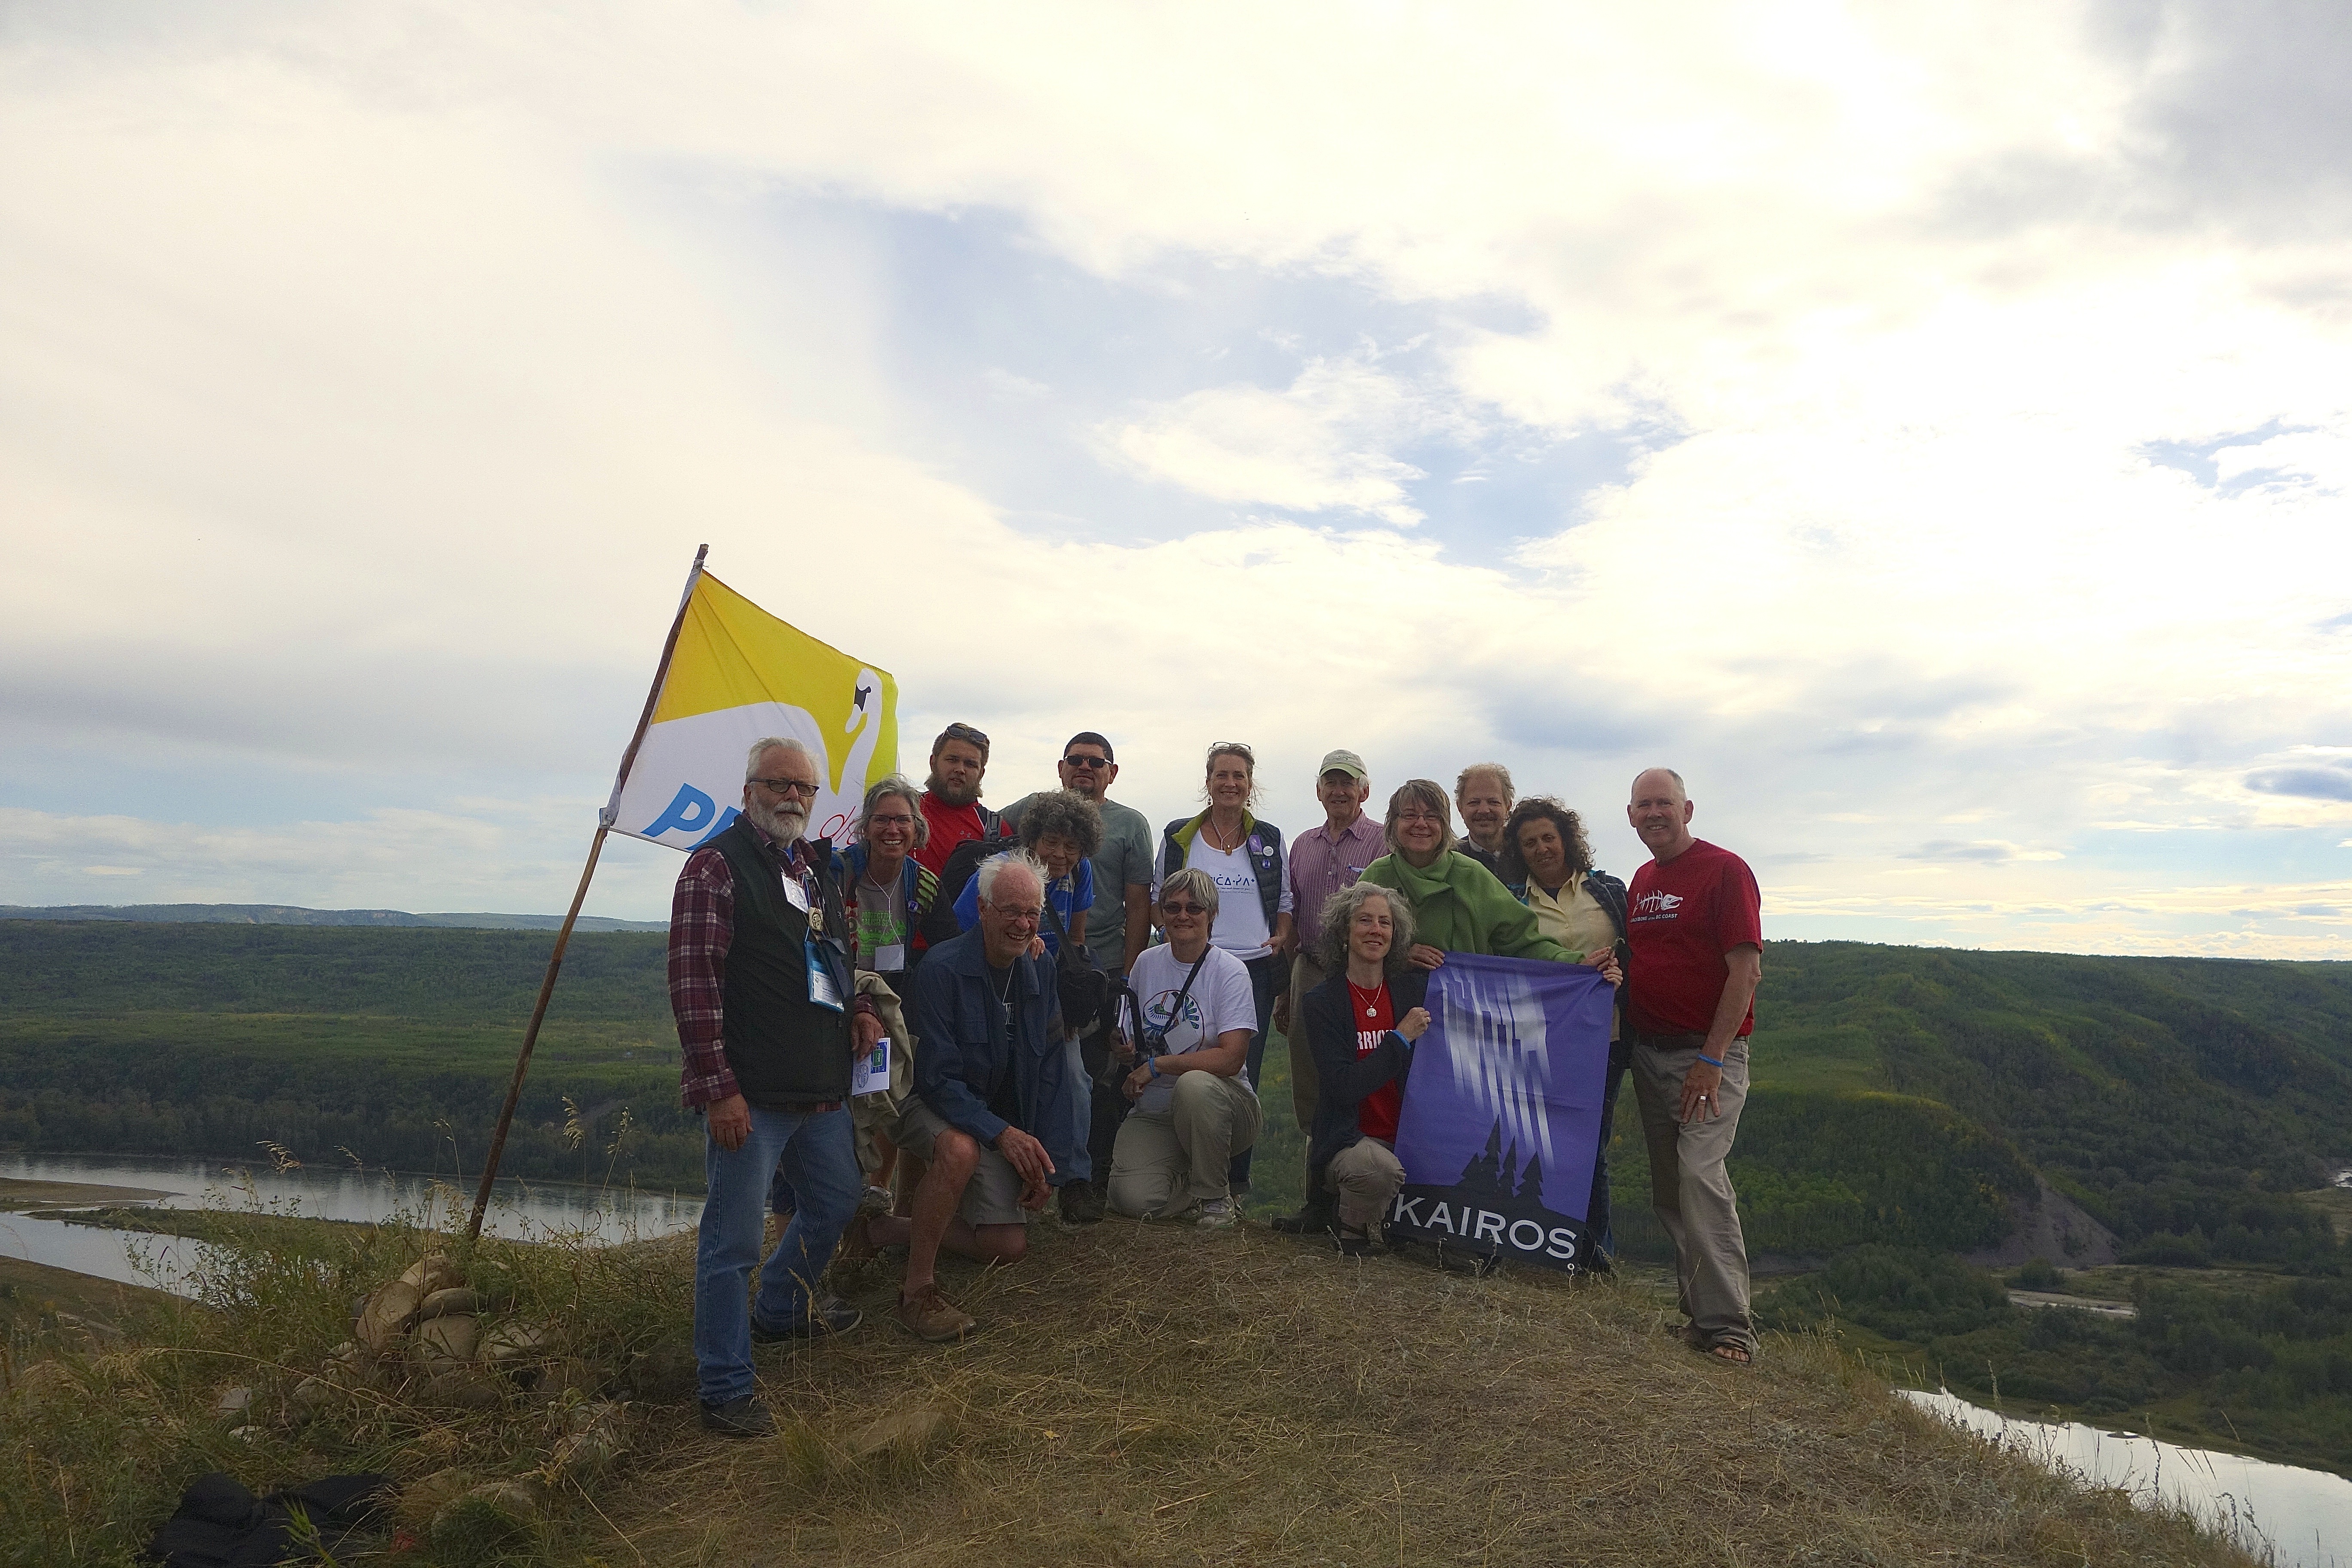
5,921,2350,1470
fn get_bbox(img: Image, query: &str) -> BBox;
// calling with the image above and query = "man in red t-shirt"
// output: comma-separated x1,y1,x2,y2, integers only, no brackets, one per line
914,722,1001,879
1624,766,1763,1366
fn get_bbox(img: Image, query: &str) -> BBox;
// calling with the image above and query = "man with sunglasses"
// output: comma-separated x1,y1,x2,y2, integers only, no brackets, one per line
1004,732,1156,1222
668,737,885,1437
914,721,1001,880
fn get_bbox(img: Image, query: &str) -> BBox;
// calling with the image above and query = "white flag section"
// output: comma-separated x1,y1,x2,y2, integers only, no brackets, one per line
604,570,899,852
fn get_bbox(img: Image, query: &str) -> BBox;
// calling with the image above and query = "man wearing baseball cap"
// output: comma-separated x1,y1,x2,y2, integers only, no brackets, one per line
1269,748,1383,1236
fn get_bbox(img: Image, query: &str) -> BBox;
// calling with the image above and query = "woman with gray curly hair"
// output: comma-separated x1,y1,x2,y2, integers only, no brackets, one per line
1298,880,1431,1255
953,788,1102,959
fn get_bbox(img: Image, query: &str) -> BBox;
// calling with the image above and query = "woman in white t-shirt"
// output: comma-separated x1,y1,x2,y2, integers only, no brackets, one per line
1106,868,1262,1227
1154,741,1293,1193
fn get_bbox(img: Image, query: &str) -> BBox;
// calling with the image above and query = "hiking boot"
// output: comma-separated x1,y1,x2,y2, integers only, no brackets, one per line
1335,1222,1378,1258
1270,1198,1337,1236
1058,1181,1106,1225
896,1284,976,1343
1196,1198,1238,1230
750,1292,862,1342
699,1394,774,1439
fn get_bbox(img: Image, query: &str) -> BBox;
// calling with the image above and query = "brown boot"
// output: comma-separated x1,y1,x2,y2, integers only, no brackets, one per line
895,1283,976,1343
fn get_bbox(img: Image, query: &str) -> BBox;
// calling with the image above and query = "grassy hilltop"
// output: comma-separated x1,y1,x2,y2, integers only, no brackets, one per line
3,922,2349,1473
0,1200,2267,1568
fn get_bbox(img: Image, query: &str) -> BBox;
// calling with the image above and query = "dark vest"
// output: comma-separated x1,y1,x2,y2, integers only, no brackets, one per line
709,820,851,1106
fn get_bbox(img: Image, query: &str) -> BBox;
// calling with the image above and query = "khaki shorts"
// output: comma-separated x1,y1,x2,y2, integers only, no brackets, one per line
896,1096,1029,1228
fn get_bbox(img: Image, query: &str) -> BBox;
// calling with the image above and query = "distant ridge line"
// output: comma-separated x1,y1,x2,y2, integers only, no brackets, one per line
0,903,667,933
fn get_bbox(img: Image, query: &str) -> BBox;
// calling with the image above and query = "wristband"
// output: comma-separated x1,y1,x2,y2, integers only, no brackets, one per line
1148,1059,1161,1078
1696,1054,1724,1068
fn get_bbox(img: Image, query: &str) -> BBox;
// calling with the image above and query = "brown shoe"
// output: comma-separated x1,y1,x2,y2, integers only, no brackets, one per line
895,1283,976,1343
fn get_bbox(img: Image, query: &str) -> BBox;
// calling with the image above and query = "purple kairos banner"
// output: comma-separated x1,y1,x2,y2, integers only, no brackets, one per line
1388,952,1617,1272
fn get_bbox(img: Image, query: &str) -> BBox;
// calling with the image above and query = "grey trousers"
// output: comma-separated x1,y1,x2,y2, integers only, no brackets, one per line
1324,1136,1404,1230
1107,1072,1262,1218
1629,1034,1755,1355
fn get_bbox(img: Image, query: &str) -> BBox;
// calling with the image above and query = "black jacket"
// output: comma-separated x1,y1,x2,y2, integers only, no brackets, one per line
1302,967,1431,1196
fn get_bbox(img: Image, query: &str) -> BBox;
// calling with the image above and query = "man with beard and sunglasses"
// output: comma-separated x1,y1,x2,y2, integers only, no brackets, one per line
669,737,886,1438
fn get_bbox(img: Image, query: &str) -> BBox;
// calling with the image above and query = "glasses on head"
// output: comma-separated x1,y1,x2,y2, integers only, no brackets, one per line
1160,899,1209,916
1062,753,1110,770
938,722,989,750
1207,742,1254,765
753,778,820,799
1395,810,1445,824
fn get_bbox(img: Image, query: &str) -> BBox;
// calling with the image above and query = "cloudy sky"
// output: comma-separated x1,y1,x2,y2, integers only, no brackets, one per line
3,1,2349,956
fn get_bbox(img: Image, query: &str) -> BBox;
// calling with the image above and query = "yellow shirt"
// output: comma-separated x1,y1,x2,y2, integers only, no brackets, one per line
1525,872,1620,1041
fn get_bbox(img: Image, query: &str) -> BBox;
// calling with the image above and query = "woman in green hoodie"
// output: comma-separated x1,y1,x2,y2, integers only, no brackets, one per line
1359,779,1622,983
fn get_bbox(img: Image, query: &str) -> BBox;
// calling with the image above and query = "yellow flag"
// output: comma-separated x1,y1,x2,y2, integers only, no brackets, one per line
605,569,898,850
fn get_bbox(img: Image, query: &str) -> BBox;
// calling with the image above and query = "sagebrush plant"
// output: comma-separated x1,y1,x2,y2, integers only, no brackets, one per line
0,1171,692,1568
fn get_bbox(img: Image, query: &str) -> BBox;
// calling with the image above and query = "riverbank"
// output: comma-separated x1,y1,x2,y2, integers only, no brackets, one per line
0,1253,179,1336
0,1175,173,1211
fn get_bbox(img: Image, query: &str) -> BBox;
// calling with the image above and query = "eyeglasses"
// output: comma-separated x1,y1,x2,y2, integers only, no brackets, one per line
984,901,1043,923
753,778,820,799
867,812,916,827
1062,754,1110,770
1160,900,1209,916
1395,810,1446,824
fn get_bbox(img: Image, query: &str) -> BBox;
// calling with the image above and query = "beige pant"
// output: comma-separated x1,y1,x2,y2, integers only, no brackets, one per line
1107,1072,1262,1218
1323,1136,1404,1230
1288,952,1327,1131
1630,1035,1755,1354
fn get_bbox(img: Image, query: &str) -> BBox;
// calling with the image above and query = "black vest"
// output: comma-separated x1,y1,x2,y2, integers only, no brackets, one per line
710,820,851,1107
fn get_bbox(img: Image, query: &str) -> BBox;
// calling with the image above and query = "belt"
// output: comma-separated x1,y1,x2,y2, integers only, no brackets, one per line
1632,1032,1709,1050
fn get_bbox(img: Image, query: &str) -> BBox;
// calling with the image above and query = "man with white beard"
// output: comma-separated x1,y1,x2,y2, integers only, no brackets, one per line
669,737,886,1437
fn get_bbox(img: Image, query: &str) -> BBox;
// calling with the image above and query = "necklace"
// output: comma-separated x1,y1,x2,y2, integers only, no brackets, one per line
1201,813,1244,852
1347,979,1386,1020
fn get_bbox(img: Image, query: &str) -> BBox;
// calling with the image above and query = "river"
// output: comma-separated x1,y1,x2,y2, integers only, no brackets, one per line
1900,1389,2349,1568
0,1151,702,1295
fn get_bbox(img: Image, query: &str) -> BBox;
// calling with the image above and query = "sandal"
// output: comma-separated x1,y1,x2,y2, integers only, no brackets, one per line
1697,1339,1753,1366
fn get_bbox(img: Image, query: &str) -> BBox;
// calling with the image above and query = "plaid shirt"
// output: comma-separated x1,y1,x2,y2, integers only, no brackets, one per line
667,821,874,1109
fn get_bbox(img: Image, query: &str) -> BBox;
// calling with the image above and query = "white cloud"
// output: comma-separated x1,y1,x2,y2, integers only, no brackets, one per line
1,2,2349,956
1103,357,1435,525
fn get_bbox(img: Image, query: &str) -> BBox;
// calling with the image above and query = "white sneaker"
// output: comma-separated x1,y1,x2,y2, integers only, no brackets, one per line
1197,1198,1237,1230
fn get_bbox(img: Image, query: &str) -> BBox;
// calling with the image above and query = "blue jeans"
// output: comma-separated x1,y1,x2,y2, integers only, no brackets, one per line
693,1102,861,1406
1226,952,1283,1191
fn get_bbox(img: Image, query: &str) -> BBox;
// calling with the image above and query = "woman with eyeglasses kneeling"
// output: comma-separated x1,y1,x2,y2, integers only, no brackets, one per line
1359,780,1623,983
1105,868,1263,1229
1302,881,1430,1256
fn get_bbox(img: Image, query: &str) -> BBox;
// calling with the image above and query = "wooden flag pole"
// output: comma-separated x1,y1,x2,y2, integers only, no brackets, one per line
465,543,709,1246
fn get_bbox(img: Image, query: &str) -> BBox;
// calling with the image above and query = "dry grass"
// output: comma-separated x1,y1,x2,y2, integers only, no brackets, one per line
589,1219,2263,1568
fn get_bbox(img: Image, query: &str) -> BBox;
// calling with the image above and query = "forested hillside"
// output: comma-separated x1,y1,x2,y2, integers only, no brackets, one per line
0,922,691,1188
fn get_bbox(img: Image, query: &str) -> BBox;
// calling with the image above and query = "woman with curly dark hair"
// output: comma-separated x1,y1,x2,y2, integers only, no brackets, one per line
952,788,1102,959
1497,795,1631,1266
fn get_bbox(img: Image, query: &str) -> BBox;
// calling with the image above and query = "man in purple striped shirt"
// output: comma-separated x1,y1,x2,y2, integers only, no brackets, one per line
1269,748,1382,1235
